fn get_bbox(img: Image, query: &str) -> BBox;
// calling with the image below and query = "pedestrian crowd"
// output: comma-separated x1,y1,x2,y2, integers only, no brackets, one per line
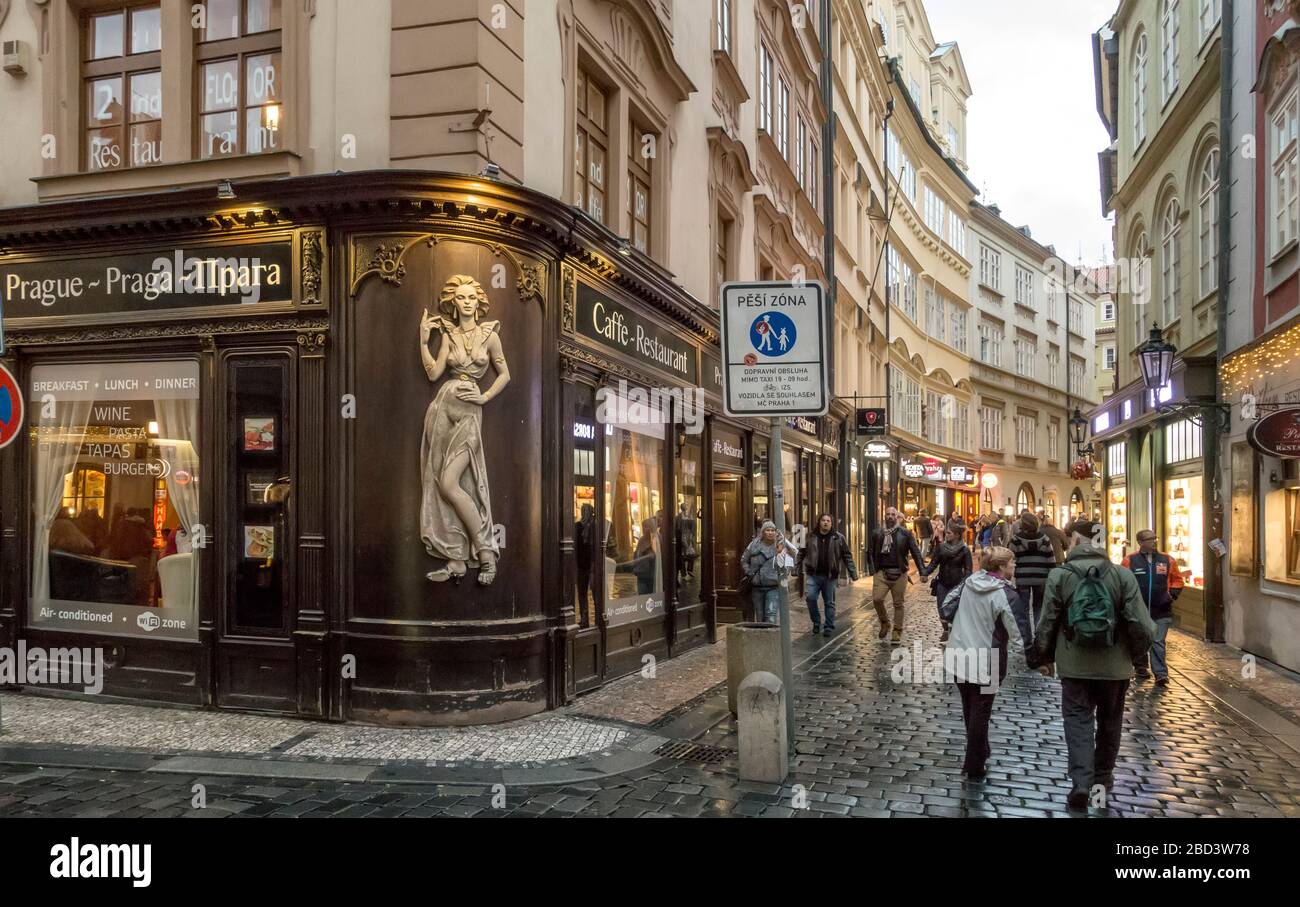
738,505,1180,811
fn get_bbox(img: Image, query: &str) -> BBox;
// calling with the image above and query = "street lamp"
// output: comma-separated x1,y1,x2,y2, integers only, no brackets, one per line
1068,407,1088,449
1136,323,1175,392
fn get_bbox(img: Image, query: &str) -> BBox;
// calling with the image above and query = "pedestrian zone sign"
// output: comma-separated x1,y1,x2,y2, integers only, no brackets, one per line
719,281,828,417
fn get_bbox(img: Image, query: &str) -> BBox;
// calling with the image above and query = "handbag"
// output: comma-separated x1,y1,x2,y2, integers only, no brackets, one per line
938,579,968,624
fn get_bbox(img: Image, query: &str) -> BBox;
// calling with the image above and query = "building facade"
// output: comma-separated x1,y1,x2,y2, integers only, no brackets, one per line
1091,0,1224,638
1092,265,1119,403
967,202,1100,528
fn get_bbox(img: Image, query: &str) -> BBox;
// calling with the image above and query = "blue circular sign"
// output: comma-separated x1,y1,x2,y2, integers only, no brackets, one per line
749,311,797,357
0,363,23,451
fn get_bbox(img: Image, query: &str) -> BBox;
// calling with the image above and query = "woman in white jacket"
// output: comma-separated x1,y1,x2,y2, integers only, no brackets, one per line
942,547,1024,780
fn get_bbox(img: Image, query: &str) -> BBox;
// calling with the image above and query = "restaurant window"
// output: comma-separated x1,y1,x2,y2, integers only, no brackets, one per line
604,397,665,627
197,0,284,159
629,122,654,254
1165,476,1203,590
575,69,609,224
30,361,201,641
675,434,703,610
82,4,163,171
572,399,599,629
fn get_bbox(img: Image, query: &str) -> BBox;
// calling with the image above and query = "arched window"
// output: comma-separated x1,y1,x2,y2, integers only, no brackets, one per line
1160,197,1181,327
1017,483,1035,513
1132,230,1150,345
1133,31,1148,146
1198,144,1219,296
1161,0,1180,102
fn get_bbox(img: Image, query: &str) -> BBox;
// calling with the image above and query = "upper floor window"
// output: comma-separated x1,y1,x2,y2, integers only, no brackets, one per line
1131,231,1151,341
808,139,819,208
1133,31,1148,147
980,406,1003,451
1014,338,1036,378
979,244,1001,291
924,185,946,236
947,212,966,256
1015,415,1037,457
1160,197,1181,325
1069,357,1086,396
925,286,946,342
1014,264,1035,310
83,4,163,171
946,122,959,156
1198,144,1219,296
716,0,732,55
1271,89,1299,256
778,78,791,159
1104,345,1117,370
1047,345,1061,385
978,321,1003,367
1102,301,1115,321
795,115,806,186
1161,0,1180,103
950,307,968,353
1198,0,1220,43
629,123,654,254
574,69,609,223
759,45,774,134
197,0,284,159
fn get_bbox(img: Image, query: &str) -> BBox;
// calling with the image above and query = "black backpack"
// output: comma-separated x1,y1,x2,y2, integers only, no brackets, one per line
1062,563,1118,648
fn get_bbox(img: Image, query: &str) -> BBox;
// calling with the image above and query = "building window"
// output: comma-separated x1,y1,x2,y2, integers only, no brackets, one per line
1015,414,1036,457
574,69,609,223
1132,230,1151,340
715,210,733,300
1165,418,1203,463
946,122,959,155
1014,338,1035,378
1048,420,1060,461
1015,264,1035,310
1288,490,1300,580
1271,90,1299,256
759,44,774,135
891,371,921,435
779,78,791,159
947,212,966,256
978,321,1003,367
1160,197,1181,326
1161,0,1180,103
980,406,1002,451
1198,0,1220,43
629,124,653,254
1108,440,1127,476
1102,300,1115,321
979,244,1001,291
1104,345,1116,370
1133,30,1148,146
716,0,732,55
1198,144,1219,296
925,287,946,342
950,307,967,352
197,0,284,159
809,140,819,207
1069,357,1086,396
924,185,946,236
795,114,806,185
1047,345,1060,385
83,4,163,170
953,403,970,450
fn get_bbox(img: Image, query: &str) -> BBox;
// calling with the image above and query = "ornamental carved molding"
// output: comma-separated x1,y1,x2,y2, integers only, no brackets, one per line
561,264,577,335
296,332,327,354
349,233,547,305
558,338,663,390
301,229,324,305
5,316,329,347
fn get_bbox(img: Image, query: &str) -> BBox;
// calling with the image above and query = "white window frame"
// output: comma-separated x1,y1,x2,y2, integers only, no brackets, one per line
1048,421,1060,462
1160,197,1181,326
1016,414,1037,457
950,306,968,352
1270,88,1300,257
979,244,1001,291
980,406,1003,452
759,45,774,135
1161,0,1180,104
1198,144,1219,296
1015,264,1035,310
1104,345,1116,370
978,321,1003,367
947,211,965,256
1197,0,1220,44
1133,31,1148,146
716,0,732,54
1014,338,1035,378
778,77,790,159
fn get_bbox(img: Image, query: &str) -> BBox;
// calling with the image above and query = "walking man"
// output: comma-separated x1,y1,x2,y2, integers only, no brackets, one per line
1007,513,1056,645
1121,530,1183,686
1028,519,1155,810
867,506,925,644
799,513,859,636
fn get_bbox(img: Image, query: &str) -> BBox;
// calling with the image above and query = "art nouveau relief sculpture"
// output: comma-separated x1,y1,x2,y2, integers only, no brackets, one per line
418,275,510,585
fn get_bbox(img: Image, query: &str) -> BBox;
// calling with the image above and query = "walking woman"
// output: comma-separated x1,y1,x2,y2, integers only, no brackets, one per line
924,525,972,641
943,547,1023,780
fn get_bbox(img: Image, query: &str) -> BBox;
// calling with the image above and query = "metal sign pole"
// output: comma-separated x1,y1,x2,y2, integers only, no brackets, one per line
769,417,796,756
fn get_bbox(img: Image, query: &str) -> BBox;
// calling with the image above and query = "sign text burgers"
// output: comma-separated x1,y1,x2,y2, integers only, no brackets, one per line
719,281,828,417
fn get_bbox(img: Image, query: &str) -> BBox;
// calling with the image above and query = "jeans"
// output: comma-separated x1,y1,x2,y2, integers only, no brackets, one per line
751,586,780,624
955,682,996,775
1134,616,1172,678
805,574,837,629
1061,678,1129,794
1013,584,1046,644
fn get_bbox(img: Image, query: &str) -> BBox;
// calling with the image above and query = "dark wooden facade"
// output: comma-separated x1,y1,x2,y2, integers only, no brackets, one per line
0,171,848,724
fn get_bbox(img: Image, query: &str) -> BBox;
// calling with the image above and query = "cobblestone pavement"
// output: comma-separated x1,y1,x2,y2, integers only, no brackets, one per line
3,578,1300,817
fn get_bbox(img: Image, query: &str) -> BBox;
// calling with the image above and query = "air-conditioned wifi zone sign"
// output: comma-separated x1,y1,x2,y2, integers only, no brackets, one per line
719,281,828,417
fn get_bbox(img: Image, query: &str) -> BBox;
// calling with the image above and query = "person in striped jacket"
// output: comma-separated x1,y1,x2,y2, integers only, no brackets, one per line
1007,513,1057,644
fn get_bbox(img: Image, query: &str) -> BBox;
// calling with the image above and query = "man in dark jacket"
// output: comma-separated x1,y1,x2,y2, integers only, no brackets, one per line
914,510,933,558
798,513,858,636
867,506,924,644
1007,513,1056,644
1041,512,1067,564
1121,529,1184,685
1028,519,1156,810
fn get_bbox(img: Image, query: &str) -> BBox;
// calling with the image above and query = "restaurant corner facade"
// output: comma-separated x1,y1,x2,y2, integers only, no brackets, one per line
0,171,863,724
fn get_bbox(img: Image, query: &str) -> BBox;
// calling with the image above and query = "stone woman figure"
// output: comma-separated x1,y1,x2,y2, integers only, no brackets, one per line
418,275,510,585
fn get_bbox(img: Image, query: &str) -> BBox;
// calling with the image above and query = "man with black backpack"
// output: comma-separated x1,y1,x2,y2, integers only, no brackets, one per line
1027,518,1156,811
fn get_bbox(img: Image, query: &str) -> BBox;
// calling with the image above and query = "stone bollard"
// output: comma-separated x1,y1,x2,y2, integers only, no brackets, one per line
737,670,788,783
726,622,782,716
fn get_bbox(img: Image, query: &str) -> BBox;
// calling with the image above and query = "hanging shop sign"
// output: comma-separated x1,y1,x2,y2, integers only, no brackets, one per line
1247,406,1300,458
0,241,293,318
787,415,819,436
576,282,699,385
863,441,893,460
900,456,979,485
719,281,828,417
711,425,746,468
856,407,887,436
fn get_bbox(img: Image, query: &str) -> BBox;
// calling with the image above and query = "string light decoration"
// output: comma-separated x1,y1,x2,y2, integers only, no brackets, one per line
1220,320,1300,395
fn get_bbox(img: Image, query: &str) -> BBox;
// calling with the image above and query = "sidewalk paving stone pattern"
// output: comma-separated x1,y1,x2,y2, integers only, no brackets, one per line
3,579,1300,817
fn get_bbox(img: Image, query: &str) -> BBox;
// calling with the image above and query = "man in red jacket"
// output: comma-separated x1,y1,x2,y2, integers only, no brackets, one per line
1121,529,1184,686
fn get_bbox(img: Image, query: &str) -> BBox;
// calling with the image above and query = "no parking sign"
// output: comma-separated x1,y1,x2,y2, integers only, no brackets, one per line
0,361,22,450
719,281,828,417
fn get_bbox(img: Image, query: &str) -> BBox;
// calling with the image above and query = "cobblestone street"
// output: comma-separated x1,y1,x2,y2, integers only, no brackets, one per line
3,578,1300,818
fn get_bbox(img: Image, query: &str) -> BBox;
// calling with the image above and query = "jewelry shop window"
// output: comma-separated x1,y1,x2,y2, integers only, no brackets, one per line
197,0,284,158
29,361,201,641
82,3,163,171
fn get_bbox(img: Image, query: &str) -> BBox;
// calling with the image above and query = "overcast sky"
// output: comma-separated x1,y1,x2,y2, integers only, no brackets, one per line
923,0,1117,265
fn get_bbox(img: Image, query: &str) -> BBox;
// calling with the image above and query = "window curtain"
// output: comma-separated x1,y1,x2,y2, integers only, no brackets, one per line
155,397,200,617
32,400,94,606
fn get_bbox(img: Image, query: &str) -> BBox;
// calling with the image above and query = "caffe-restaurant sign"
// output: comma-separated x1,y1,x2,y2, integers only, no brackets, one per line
1248,407,1300,458
576,283,698,384
1,241,293,318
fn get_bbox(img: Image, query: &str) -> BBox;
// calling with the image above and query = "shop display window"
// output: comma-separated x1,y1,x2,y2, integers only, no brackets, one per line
603,407,665,627
675,438,703,609
572,403,599,629
1107,486,1127,564
1164,476,1204,589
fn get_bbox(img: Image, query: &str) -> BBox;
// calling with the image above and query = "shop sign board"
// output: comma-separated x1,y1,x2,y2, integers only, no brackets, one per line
720,281,828,417
1248,406,1300,458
